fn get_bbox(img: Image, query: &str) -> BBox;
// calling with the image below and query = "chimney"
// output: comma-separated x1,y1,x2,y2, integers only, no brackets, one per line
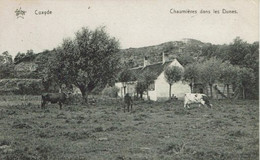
143,56,150,67
162,52,168,64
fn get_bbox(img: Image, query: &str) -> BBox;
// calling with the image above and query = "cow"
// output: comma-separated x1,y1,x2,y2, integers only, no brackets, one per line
124,93,133,112
184,93,212,108
41,92,70,110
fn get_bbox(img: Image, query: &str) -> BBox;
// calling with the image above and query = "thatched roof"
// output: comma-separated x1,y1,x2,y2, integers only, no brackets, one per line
130,60,172,80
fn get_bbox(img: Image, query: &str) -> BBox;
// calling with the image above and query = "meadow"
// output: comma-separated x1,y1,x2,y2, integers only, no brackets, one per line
0,95,258,160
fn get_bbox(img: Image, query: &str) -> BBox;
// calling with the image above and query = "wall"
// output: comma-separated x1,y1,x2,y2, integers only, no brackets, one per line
115,81,136,97
155,71,190,101
154,59,190,101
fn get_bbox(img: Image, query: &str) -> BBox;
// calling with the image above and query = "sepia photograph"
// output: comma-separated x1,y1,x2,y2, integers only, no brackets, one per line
0,0,259,159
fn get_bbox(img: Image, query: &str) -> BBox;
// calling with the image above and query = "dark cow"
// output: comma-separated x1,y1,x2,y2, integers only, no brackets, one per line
184,93,212,108
41,92,69,109
124,93,133,112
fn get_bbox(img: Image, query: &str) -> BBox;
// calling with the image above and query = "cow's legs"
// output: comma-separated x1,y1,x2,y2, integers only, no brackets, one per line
41,101,46,109
124,104,126,113
200,101,206,107
184,102,190,108
130,104,133,112
184,100,190,108
127,104,130,112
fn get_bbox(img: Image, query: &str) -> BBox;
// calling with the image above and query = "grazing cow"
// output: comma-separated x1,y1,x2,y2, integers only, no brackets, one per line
41,92,69,109
184,93,212,108
124,93,133,112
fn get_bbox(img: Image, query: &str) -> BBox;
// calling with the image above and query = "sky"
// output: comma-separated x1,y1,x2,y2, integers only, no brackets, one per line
0,0,259,57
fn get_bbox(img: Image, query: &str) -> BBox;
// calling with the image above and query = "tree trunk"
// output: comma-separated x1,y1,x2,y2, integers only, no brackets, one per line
189,83,193,93
242,86,245,99
209,84,213,98
147,89,149,100
79,86,88,104
233,86,240,100
123,86,126,96
226,84,230,99
169,84,172,100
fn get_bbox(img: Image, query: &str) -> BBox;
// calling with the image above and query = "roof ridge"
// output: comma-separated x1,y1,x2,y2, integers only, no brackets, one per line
130,66,143,70
130,60,173,70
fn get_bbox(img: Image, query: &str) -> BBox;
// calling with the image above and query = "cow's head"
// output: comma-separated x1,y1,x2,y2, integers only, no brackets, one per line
63,91,72,98
202,95,212,108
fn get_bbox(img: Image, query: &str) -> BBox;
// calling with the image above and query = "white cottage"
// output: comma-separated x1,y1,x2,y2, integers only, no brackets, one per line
115,54,190,101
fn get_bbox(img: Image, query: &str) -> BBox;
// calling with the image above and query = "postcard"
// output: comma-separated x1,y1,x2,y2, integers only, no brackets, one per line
0,0,258,159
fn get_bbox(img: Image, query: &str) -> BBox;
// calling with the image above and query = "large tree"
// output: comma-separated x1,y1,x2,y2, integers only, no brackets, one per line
118,69,135,96
0,51,14,79
46,26,120,103
234,67,255,99
164,66,183,100
199,58,222,98
227,37,251,66
183,62,200,92
219,62,237,98
135,81,146,99
137,71,157,100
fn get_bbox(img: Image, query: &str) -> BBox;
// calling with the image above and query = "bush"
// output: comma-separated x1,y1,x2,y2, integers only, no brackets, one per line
17,80,44,95
0,79,44,95
102,86,119,98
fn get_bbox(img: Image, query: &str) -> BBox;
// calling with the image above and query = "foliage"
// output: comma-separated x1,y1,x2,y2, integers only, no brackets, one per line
17,80,44,95
135,81,146,99
0,51,15,79
244,41,259,71
136,71,157,99
45,26,120,103
118,69,135,89
198,37,258,99
219,62,237,86
138,71,156,89
234,67,255,99
199,58,222,98
219,62,239,98
164,66,183,85
118,69,136,96
118,69,136,83
14,50,35,64
183,63,200,92
177,52,195,66
0,51,12,64
164,66,183,99
102,86,119,98
227,37,251,66
34,50,55,79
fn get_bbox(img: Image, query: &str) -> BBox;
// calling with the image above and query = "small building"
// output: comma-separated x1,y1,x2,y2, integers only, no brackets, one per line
115,53,190,101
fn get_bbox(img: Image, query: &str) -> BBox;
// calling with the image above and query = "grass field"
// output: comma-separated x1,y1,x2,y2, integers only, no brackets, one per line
0,96,258,160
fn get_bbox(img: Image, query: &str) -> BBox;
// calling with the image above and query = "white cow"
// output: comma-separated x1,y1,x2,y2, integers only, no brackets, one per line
184,93,212,108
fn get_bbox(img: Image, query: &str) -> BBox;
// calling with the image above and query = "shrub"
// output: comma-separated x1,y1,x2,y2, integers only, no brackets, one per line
102,86,119,98
17,80,44,95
